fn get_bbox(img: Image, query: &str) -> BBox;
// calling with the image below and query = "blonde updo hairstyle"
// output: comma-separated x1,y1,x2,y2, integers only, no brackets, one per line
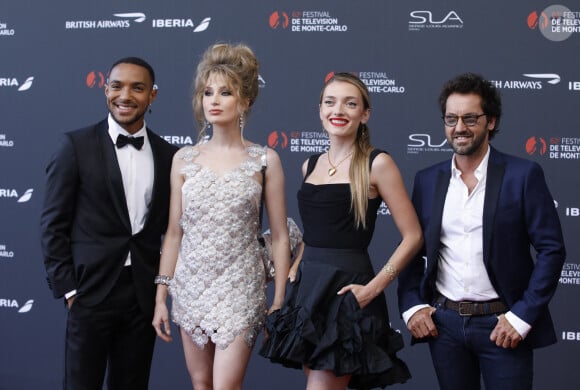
321,72,373,229
192,43,259,141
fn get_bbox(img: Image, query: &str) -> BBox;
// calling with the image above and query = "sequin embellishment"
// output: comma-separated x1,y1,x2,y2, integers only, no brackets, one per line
169,144,267,349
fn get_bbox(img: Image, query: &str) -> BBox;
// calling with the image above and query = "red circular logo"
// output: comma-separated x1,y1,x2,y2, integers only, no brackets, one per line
269,11,289,29
324,72,335,83
525,136,547,156
527,11,549,30
86,71,105,88
268,131,289,149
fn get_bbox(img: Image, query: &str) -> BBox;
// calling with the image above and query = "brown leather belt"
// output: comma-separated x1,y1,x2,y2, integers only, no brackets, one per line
436,294,507,316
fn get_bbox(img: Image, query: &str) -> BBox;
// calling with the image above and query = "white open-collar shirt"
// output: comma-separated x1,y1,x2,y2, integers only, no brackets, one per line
437,147,496,301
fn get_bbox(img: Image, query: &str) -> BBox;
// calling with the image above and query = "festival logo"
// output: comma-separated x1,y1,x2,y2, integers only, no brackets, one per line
525,136,548,156
377,201,391,216
527,10,549,30
527,5,579,42
0,243,15,259
85,70,160,91
560,263,580,286
269,11,289,29
86,71,106,89
0,133,15,148
325,71,406,94
268,131,290,150
269,130,329,153
526,136,580,160
269,10,348,32
0,20,15,36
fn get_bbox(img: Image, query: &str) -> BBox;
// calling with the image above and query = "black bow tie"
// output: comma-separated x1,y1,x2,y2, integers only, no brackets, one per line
116,134,144,150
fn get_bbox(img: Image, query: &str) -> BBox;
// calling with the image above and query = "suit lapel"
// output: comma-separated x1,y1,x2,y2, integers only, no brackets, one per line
143,128,161,229
426,166,451,273
97,121,131,232
482,147,505,269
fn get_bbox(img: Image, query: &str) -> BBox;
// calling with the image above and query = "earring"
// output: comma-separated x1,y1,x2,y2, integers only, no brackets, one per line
148,104,152,114
239,114,245,130
198,119,212,143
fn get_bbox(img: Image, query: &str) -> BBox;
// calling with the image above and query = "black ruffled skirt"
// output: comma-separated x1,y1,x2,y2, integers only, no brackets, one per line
259,246,410,389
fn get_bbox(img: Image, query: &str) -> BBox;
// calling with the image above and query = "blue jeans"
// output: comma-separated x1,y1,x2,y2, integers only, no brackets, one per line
428,299,533,390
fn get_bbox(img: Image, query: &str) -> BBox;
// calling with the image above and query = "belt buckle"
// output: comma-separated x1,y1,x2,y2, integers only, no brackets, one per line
458,301,473,316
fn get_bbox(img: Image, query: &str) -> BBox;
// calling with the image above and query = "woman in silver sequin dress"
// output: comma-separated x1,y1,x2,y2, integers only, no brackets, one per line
152,43,291,389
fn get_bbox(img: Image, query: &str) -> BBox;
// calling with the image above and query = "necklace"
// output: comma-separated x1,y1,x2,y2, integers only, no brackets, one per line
327,150,352,176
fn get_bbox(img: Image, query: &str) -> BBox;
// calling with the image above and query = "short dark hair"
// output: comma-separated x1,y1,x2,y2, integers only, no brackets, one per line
439,73,502,139
108,57,155,85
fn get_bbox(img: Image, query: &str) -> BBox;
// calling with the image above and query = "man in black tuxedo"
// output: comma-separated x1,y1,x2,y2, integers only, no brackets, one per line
41,57,178,389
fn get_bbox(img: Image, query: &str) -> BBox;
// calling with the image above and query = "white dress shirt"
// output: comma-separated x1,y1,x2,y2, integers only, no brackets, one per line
108,114,155,266
437,147,496,301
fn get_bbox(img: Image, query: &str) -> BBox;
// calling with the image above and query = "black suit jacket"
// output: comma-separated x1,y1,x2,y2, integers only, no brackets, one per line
41,119,178,316
398,147,566,348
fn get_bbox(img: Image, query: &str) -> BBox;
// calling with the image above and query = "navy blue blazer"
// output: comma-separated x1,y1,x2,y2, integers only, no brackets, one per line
41,119,178,316
398,146,566,348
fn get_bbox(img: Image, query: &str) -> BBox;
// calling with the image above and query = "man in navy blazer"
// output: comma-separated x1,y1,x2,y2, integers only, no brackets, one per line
41,57,177,389
397,73,565,390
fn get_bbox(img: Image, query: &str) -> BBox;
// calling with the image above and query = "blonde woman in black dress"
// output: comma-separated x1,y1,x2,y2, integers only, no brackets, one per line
261,73,423,389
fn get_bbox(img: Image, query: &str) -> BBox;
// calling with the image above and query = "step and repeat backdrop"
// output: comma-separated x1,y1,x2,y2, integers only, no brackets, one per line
1,1,579,389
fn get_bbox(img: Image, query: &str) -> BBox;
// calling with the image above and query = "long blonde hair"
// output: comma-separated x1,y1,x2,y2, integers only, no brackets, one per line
192,43,259,141
321,73,373,228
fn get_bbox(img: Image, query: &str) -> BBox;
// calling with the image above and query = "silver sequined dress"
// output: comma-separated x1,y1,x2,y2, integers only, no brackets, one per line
169,144,267,350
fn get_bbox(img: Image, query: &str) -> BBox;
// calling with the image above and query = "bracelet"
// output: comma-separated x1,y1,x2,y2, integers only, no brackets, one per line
382,263,398,281
154,274,172,286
